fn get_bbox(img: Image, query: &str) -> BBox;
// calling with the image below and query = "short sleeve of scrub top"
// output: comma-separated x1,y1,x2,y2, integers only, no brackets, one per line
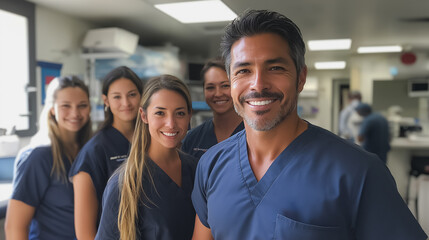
69,126,130,203
192,124,427,240
12,146,76,240
13,147,51,207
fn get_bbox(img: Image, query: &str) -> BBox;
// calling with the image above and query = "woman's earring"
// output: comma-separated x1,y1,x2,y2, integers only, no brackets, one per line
105,105,109,112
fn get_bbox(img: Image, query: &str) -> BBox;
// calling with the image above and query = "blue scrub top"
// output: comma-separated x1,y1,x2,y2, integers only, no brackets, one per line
359,113,391,163
181,119,244,159
192,123,427,240
69,126,130,203
96,151,197,240
12,146,76,240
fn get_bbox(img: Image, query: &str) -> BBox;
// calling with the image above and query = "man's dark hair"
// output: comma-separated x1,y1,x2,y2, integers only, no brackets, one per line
220,9,306,77
348,91,362,101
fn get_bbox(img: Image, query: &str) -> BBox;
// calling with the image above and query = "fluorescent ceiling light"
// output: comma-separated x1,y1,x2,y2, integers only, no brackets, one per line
308,39,351,51
314,61,346,70
154,0,237,23
357,45,402,53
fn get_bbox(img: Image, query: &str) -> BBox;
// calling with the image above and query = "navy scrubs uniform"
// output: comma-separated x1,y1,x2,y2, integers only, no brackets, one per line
69,126,130,204
181,119,244,159
359,112,391,163
95,152,197,240
192,123,427,240
12,146,76,240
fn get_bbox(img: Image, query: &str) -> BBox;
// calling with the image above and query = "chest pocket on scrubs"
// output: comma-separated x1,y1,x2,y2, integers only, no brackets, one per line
274,214,347,240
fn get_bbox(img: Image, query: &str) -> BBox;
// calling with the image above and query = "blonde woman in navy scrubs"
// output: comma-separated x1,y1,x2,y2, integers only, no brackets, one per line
5,76,92,239
69,66,143,239
96,75,197,240
181,58,243,159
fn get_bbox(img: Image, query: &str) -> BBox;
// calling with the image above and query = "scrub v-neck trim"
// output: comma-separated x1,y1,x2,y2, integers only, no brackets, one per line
109,125,131,144
238,123,314,206
146,152,193,194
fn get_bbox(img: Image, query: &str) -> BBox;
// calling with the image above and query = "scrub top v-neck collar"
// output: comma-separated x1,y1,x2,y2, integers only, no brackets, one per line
109,126,130,143
146,152,194,194
238,124,313,206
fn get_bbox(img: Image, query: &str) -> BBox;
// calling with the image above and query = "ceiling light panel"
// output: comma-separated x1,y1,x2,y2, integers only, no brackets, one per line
314,61,346,70
357,45,402,53
308,39,351,51
154,0,237,24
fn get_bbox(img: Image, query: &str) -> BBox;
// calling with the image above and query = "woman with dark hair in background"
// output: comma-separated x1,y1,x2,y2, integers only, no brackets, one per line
5,76,92,239
69,66,143,240
182,57,243,159
95,75,197,240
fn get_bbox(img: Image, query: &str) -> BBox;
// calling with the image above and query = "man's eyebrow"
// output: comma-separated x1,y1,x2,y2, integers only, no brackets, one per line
231,61,251,70
265,57,289,65
232,57,290,69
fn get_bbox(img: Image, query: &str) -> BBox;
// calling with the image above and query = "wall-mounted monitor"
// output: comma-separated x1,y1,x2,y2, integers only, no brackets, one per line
187,62,204,81
408,77,429,97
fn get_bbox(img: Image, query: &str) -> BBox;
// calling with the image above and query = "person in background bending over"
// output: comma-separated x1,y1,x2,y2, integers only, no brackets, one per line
5,76,92,239
339,90,362,142
69,66,143,239
95,75,197,240
356,103,391,164
182,57,243,159
191,9,427,240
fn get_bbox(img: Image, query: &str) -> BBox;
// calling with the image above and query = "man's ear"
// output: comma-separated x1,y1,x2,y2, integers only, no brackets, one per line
297,65,307,93
140,107,148,124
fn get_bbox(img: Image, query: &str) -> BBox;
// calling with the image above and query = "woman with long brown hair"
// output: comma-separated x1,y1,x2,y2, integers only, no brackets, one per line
95,75,197,240
69,66,143,239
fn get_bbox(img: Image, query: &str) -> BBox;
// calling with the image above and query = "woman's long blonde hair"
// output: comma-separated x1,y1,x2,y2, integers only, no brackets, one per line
31,76,92,180
118,74,192,240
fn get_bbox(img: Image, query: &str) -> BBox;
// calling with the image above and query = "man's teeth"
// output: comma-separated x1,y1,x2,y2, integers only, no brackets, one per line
249,100,273,106
163,132,177,137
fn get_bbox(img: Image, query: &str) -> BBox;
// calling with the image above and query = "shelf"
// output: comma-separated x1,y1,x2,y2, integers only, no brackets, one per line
192,101,210,111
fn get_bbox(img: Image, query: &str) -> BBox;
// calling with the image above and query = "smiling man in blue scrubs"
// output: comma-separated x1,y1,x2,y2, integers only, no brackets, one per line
191,9,428,240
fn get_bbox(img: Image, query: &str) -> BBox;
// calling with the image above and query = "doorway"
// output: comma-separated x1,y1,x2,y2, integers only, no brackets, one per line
332,78,350,134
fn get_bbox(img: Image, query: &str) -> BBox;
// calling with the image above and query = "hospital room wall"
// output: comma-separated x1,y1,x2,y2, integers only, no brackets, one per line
35,5,99,76
305,52,429,134
18,5,429,141
17,5,100,146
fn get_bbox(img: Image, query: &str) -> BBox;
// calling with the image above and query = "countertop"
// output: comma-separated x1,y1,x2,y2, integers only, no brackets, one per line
391,137,429,150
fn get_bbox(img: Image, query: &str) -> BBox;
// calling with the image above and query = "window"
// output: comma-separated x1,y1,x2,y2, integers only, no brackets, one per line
0,0,36,137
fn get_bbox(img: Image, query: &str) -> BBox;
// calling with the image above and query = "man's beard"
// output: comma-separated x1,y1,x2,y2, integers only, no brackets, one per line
234,90,297,131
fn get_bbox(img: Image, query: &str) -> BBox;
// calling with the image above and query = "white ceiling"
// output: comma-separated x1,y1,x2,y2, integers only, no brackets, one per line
27,0,429,68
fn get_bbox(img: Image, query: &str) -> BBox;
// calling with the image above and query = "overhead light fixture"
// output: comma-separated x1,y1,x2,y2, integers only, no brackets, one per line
314,61,346,70
308,39,351,51
357,45,402,53
154,0,237,24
